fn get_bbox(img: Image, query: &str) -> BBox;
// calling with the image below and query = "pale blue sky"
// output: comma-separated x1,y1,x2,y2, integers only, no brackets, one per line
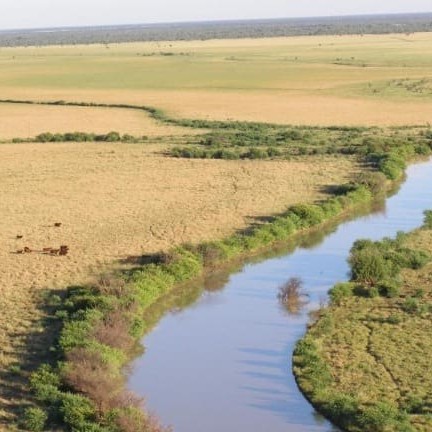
1,0,432,30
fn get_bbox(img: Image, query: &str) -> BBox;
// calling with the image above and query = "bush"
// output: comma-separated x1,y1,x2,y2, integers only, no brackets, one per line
424,210,432,229
277,277,306,314
355,171,387,196
329,282,354,304
21,407,48,432
93,310,135,351
60,393,97,430
378,153,406,180
358,401,402,431
103,131,121,142
241,147,269,159
368,286,380,298
406,249,430,269
197,242,227,266
378,280,401,298
290,204,325,227
349,246,394,285
323,393,359,427
387,314,402,324
30,364,61,403
402,297,420,314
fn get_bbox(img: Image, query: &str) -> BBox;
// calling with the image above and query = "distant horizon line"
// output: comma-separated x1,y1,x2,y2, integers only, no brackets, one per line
1,10,431,33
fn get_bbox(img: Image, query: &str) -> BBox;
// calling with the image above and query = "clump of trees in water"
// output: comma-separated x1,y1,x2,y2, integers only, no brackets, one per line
277,277,308,314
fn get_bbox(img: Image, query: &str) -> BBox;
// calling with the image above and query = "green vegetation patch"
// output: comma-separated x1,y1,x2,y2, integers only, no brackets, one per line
294,213,432,432
167,124,432,169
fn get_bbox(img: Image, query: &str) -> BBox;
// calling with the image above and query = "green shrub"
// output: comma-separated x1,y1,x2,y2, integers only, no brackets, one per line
378,280,401,298
378,153,406,180
35,132,55,142
21,407,48,432
387,314,402,324
415,143,432,155
355,171,387,196
358,401,402,431
267,146,282,157
30,364,61,403
241,147,268,159
329,282,354,304
290,204,325,227
213,149,240,159
60,393,97,430
323,393,359,427
197,242,228,266
103,131,121,142
368,286,380,298
402,297,420,314
403,395,426,414
349,246,394,285
424,210,432,229
407,249,430,269
293,337,332,391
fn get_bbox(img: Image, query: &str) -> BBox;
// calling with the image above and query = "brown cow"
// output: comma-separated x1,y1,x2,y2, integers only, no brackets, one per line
59,245,69,256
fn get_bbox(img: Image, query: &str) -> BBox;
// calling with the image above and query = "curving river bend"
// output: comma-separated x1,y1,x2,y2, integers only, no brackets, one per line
128,159,432,432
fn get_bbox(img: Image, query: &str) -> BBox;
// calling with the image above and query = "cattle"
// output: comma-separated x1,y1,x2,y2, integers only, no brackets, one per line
59,245,69,256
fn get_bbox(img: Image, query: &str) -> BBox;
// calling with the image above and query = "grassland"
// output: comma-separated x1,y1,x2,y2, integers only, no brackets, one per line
1,30,432,431
294,219,432,432
1,33,432,127
0,138,358,428
0,103,197,140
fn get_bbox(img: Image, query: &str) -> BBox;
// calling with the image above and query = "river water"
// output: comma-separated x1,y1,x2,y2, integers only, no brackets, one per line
128,159,432,432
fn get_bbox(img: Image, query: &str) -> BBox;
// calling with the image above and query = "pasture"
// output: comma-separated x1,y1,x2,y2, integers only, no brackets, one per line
0,103,195,140
0,30,431,429
0,33,432,128
0,139,358,426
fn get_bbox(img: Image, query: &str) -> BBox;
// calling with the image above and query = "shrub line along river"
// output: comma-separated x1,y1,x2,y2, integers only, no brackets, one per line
128,158,432,432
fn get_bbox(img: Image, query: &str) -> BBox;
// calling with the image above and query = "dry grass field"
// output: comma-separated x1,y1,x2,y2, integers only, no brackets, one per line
0,102,196,140
0,33,432,127
0,140,358,426
0,30,431,429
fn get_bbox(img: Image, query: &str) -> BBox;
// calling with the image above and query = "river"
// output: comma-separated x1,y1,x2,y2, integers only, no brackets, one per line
128,158,432,432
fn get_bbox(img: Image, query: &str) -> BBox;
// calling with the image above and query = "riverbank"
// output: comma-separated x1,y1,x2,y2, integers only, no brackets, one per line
23,188,411,429
294,212,432,432
8,108,432,430
26,178,377,431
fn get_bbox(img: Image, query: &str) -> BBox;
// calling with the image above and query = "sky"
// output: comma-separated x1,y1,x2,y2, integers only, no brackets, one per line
1,0,432,30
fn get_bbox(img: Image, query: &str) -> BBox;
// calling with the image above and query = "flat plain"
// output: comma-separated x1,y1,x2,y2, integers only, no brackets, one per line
0,33,432,128
0,103,197,140
0,30,431,429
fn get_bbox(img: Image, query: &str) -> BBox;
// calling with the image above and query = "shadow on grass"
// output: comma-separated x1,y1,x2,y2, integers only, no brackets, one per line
0,288,68,429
